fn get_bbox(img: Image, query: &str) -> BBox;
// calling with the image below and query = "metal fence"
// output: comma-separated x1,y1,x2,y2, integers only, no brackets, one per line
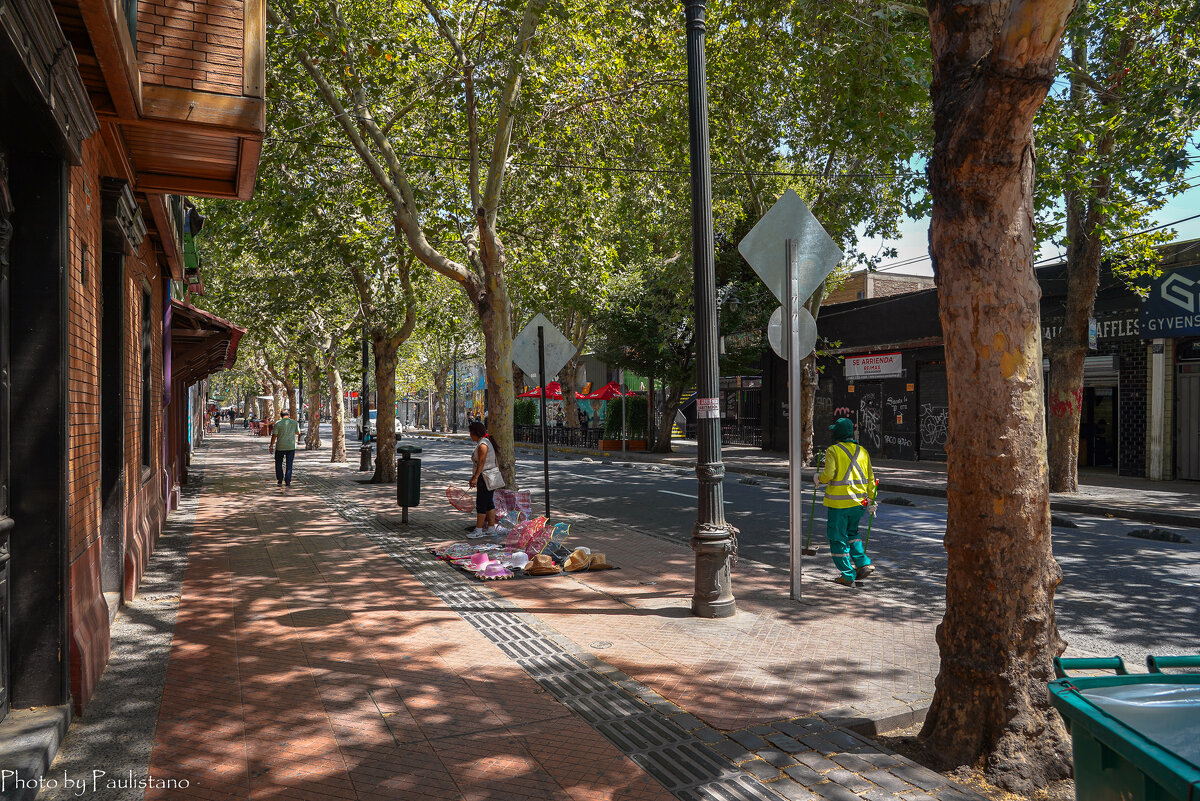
682,422,762,447
514,425,603,450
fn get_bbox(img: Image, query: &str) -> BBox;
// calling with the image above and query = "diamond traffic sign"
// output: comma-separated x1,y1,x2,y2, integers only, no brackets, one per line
737,189,843,305
512,313,576,383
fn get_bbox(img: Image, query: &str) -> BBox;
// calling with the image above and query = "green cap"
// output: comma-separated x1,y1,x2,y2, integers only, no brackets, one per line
829,417,855,442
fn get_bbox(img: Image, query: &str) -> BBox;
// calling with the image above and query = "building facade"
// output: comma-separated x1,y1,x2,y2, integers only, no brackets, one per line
791,243,1200,481
1,0,261,731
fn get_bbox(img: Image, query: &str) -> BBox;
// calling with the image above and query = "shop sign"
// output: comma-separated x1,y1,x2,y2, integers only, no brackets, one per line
1139,265,1200,338
845,352,903,379
1043,315,1140,342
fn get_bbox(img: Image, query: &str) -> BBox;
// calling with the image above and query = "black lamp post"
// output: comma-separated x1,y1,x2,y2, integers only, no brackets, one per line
452,355,459,434
685,0,736,618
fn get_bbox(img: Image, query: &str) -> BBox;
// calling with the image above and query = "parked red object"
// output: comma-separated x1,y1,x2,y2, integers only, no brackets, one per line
517,381,564,400
580,381,637,400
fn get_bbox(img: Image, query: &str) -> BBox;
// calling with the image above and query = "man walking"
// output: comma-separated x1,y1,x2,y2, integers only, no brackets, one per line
269,408,300,487
813,417,877,586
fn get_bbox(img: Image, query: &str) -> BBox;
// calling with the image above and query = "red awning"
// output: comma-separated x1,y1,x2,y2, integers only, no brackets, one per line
517,381,564,400
169,300,245,386
579,381,637,400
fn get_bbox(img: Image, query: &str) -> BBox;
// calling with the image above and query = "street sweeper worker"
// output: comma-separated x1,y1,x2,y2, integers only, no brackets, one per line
813,417,878,586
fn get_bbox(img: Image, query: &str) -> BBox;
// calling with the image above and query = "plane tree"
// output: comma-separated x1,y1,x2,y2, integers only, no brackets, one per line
919,0,1077,791
1036,0,1200,491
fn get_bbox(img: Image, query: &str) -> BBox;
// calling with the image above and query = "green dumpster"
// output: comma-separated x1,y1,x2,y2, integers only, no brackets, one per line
1048,673,1200,801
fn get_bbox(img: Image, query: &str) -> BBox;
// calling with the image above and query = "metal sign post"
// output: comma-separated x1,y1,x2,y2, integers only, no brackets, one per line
738,188,843,601
512,313,576,518
786,239,804,601
538,326,551,517
620,367,627,455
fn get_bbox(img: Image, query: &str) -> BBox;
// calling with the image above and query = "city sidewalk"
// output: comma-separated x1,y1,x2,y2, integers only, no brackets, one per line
36,432,1011,801
487,434,1200,530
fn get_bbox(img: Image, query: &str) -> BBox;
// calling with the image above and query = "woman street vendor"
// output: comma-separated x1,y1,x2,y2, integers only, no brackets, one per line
467,421,501,539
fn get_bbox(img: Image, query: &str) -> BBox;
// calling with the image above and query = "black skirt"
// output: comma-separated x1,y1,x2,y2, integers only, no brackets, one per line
476,481,495,514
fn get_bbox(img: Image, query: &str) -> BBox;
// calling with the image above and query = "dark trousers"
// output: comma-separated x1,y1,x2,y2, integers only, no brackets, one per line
275,449,296,484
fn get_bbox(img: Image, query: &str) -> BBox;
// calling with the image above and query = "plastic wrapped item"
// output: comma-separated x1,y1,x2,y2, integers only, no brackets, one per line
446,486,475,512
1082,683,1200,765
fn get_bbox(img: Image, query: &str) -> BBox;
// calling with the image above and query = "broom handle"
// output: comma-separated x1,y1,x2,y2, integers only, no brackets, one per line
805,453,824,549
864,479,879,547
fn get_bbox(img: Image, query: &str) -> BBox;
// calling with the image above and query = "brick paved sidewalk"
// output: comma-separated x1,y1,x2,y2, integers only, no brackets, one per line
42,432,993,801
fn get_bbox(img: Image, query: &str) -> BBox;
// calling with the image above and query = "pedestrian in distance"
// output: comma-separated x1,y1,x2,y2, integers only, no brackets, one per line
813,417,878,586
269,408,301,487
467,420,501,540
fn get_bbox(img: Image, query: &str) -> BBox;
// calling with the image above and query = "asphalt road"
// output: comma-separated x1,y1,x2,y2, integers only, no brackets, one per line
336,427,1200,664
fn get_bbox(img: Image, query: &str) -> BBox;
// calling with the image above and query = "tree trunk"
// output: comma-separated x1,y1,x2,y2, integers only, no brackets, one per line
305,362,323,450
433,367,449,432
271,384,284,422
562,355,581,428
282,376,297,417
1047,31,1116,493
800,353,819,465
919,0,1074,792
328,364,347,463
478,278,516,486
650,383,685,454
371,333,400,483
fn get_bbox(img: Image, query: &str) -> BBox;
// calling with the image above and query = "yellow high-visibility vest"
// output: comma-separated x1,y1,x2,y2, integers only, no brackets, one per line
819,442,876,509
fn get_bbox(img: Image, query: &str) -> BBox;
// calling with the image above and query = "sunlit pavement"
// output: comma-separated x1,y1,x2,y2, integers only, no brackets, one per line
42,428,1149,801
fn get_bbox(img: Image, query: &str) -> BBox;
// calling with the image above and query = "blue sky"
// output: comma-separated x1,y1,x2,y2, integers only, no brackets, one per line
860,145,1200,276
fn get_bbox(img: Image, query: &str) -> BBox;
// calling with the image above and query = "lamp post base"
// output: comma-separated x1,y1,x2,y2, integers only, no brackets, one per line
690,523,738,618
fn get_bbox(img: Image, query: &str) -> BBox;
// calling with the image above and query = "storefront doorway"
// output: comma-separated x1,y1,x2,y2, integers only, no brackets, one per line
1178,361,1200,481
1079,386,1118,469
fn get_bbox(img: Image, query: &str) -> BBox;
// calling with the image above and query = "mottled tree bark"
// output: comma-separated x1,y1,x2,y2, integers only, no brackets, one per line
433,365,449,431
370,333,401,483
328,365,346,463
562,355,582,429
305,360,323,450
650,383,685,454
476,273,515,486
919,0,1075,792
1046,32,1119,493
800,353,819,465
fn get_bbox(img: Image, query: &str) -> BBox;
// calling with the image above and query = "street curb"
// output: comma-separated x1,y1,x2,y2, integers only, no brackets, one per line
820,700,930,737
0,705,72,801
512,441,1200,531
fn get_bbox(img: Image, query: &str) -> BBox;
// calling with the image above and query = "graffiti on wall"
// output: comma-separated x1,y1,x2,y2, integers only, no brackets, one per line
920,403,949,449
859,394,881,450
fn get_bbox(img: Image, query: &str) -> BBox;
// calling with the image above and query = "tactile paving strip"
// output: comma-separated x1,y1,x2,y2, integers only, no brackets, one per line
306,473,785,801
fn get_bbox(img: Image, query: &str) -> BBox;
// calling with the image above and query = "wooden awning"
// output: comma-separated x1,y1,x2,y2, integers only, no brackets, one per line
169,300,244,386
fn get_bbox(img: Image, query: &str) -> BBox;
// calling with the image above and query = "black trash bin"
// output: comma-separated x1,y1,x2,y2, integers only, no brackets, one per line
397,445,422,521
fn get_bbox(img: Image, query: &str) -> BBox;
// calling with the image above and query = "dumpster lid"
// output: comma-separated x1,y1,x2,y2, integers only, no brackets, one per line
397,445,423,454
1081,683,1200,767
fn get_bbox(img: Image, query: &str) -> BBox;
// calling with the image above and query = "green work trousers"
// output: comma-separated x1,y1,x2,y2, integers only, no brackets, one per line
826,505,871,582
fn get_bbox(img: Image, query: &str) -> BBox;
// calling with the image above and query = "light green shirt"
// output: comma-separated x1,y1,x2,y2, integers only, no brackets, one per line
273,417,300,451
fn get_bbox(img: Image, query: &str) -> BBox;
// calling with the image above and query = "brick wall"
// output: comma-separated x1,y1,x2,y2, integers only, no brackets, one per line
872,276,935,298
68,137,103,564
138,0,245,94
1118,341,1147,477
66,133,167,712
123,233,165,601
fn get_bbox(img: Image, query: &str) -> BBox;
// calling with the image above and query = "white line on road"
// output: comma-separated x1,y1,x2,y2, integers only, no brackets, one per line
658,490,695,499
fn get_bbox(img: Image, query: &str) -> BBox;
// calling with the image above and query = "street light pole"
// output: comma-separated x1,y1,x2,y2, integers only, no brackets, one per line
685,0,736,619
